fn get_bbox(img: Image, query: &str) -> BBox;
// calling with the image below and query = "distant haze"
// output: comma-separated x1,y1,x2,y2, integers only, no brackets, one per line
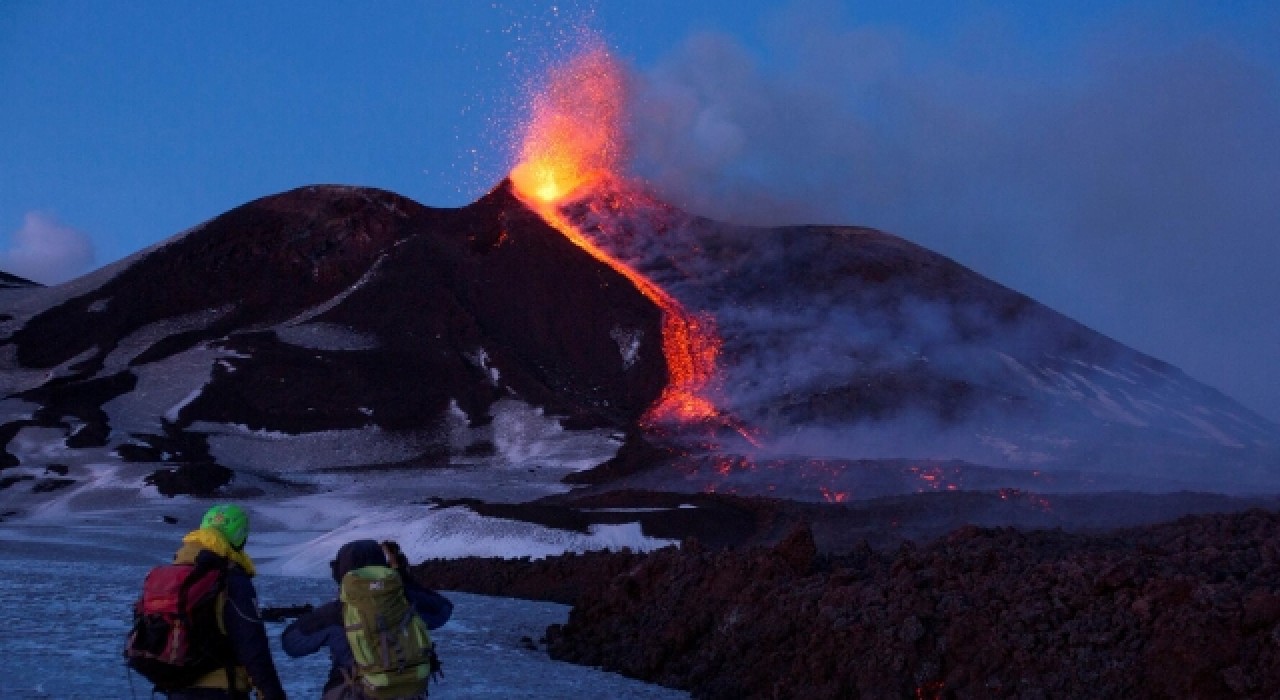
0,212,95,285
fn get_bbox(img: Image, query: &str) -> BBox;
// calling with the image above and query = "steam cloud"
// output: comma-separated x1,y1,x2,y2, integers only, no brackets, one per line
1,212,96,285
624,7,1280,424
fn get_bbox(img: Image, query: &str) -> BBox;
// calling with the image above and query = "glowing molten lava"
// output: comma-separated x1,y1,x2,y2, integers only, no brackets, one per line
510,42,721,423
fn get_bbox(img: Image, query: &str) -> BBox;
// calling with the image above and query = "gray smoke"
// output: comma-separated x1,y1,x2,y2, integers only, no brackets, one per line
624,8,1280,424
0,211,96,285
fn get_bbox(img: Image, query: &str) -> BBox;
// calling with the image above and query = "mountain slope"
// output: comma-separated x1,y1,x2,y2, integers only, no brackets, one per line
561,182,1280,490
0,182,1275,511
0,183,666,484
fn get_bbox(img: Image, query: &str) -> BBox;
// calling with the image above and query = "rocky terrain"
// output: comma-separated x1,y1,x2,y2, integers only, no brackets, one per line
507,509,1280,699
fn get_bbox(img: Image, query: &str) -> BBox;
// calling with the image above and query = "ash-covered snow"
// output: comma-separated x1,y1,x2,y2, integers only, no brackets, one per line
105,343,239,435
1,419,671,568
254,504,675,578
464,347,501,385
487,400,620,472
0,538,687,699
610,326,644,369
191,421,436,472
102,306,235,372
273,322,380,352
278,250,394,328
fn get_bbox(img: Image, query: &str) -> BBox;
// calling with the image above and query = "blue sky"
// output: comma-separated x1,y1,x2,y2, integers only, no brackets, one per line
2,1,1278,423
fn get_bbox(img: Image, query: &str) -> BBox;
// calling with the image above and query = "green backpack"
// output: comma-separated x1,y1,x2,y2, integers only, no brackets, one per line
341,566,439,699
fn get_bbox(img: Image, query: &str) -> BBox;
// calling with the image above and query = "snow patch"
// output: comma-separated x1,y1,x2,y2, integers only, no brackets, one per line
190,422,438,472
45,346,99,382
101,305,234,372
0,349,51,395
998,353,1053,394
255,504,677,577
491,400,616,471
280,251,394,327
1176,411,1246,449
103,343,238,436
466,347,501,385
610,327,643,369
164,388,205,423
274,322,379,352
1070,372,1147,427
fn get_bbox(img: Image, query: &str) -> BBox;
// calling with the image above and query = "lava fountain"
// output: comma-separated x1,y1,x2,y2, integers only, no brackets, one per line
509,42,721,424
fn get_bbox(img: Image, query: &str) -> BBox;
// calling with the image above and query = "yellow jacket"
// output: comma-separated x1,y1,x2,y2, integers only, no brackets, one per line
172,528,259,692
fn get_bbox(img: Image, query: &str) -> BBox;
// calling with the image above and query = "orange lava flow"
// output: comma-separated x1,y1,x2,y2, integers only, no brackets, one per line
510,42,720,423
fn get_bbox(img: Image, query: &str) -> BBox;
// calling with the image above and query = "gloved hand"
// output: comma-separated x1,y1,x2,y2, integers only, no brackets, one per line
381,540,410,572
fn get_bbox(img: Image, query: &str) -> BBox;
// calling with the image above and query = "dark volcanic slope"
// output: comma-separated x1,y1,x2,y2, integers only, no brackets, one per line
0,183,666,462
0,180,1275,498
562,182,1280,488
0,271,39,290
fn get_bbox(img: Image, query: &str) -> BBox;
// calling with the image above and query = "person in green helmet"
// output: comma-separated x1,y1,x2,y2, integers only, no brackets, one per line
166,504,287,700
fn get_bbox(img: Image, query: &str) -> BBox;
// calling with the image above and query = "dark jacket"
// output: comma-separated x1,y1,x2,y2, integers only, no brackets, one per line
281,540,453,695
168,541,287,700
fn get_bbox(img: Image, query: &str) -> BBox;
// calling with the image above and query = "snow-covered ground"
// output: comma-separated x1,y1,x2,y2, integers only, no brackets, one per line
0,536,688,699
0,454,680,577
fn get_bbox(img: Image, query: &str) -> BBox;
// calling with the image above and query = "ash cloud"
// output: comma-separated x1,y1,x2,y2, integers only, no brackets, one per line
0,212,96,285
624,7,1280,424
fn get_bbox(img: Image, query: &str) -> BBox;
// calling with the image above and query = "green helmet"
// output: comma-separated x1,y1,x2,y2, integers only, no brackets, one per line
201,503,250,550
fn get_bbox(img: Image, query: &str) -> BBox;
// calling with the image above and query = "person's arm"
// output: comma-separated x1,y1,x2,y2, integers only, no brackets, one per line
382,540,454,629
407,586,454,630
223,573,288,700
281,601,342,657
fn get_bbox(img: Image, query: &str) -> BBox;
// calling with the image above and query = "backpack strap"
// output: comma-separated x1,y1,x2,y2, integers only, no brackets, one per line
326,666,361,700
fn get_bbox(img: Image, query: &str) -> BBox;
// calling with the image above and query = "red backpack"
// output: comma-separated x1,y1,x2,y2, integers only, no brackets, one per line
123,562,234,691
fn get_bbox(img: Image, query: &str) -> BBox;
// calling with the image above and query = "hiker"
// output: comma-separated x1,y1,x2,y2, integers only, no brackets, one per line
281,539,453,700
126,503,287,700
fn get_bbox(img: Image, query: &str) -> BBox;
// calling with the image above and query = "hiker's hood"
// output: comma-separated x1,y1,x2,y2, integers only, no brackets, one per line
176,527,258,577
330,539,387,583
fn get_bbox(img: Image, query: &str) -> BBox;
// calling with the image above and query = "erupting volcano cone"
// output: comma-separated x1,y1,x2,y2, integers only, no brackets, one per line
510,41,722,425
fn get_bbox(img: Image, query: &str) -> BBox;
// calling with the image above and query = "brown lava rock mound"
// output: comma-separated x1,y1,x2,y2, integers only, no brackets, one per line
541,509,1280,699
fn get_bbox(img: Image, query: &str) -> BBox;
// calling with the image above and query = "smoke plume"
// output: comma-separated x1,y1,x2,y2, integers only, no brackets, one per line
1,212,96,285
623,6,1280,424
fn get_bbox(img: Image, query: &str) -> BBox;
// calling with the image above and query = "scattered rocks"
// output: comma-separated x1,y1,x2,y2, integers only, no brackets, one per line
144,462,233,497
413,548,650,606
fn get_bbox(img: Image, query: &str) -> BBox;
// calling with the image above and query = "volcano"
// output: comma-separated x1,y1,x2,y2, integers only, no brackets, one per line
0,179,1275,520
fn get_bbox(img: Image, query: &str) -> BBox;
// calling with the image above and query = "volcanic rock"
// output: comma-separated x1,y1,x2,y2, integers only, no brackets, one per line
544,508,1280,699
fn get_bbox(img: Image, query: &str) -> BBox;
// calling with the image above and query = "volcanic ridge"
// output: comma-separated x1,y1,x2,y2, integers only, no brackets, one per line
0,182,1276,513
